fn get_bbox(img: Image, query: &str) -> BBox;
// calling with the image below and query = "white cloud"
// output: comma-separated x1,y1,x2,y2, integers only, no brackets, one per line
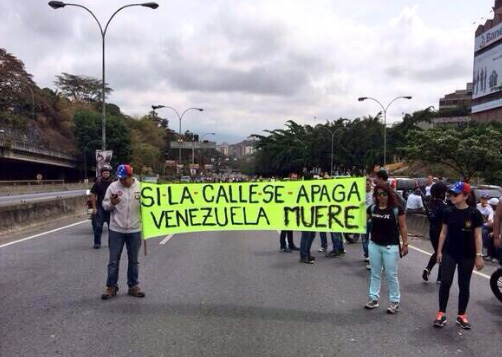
0,0,494,143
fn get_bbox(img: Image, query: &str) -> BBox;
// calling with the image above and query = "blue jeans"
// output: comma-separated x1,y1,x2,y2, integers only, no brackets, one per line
320,232,344,253
93,208,110,245
368,241,400,303
300,231,315,259
106,230,142,289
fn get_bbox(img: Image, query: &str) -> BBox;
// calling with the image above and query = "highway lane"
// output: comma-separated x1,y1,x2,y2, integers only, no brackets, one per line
0,224,501,356
0,189,88,206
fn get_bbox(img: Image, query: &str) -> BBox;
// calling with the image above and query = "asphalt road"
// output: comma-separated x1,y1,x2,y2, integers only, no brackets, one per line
0,223,501,357
0,190,87,206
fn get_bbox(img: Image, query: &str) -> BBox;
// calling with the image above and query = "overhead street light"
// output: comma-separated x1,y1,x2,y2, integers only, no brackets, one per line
152,105,204,165
358,96,412,169
192,132,216,164
49,1,159,151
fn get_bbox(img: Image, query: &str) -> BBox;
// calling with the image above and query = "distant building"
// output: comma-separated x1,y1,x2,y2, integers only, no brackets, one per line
228,140,256,158
439,83,473,111
432,82,472,128
216,142,229,156
472,0,502,123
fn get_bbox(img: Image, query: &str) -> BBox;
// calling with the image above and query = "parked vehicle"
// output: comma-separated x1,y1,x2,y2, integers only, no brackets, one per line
470,184,502,202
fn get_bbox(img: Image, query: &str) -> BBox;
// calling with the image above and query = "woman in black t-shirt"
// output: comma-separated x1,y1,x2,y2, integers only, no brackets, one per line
434,182,484,330
423,182,448,283
365,183,409,314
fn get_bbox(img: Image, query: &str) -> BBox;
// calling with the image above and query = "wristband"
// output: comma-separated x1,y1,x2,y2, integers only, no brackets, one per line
475,253,483,257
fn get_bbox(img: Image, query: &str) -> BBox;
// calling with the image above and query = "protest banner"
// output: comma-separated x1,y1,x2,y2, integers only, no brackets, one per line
140,177,366,239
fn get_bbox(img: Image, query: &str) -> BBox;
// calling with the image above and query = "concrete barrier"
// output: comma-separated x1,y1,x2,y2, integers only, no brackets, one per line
0,195,88,233
406,213,429,238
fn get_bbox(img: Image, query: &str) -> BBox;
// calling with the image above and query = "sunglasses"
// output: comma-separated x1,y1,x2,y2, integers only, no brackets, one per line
449,192,462,197
377,191,388,197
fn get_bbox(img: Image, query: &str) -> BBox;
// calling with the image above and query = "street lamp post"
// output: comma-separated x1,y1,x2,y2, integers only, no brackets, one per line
358,96,412,169
192,132,215,164
83,140,100,180
49,1,159,151
151,105,204,165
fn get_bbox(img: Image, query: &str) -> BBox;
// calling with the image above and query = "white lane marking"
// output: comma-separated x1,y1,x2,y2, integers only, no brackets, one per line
0,220,89,249
159,234,175,245
408,244,491,280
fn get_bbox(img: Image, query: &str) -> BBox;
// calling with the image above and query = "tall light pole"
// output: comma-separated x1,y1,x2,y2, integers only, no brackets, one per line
49,1,159,151
151,105,204,164
316,124,348,176
192,132,215,164
358,96,412,169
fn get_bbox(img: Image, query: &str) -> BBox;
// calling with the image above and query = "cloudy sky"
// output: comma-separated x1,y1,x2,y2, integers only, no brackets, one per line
0,0,495,143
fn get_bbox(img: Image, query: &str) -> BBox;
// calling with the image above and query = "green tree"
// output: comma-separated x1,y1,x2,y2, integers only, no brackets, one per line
73,110,131,168
54,72,112,103
404,125,502,182
0,48,36,115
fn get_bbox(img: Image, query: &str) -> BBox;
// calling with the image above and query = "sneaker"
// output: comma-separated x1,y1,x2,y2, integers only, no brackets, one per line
127,286,145,298
387,302,400,314
289,246,300,251
308,255,316,261
433,312,447,328
318,247,326,252
366,264,371,270
364,257,370,262
93,244,101,249
456,315,471,330
279,248,292,253
364,300,379,309
491,258,500,264
300,257,314,264
101,286,118,300
325,251,341,258
436,280,441,285
422,268,430,282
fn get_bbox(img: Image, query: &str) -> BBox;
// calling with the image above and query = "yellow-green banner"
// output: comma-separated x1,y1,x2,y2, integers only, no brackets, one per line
140,177,366,239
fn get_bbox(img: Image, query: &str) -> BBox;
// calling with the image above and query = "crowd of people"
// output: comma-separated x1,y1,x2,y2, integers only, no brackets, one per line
87,165,501,329
276,169,501,329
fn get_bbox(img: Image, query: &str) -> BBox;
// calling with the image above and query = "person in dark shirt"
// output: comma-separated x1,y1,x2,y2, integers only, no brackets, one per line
423,182,448,283
433,182,484,330
365,183,409,314
90,164,114,249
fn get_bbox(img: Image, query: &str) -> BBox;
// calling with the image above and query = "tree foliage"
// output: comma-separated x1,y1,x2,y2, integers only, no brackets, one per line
252,117,386,176
404,125,502,182
54,72,112,103
0,48,35,112
73,110,132,168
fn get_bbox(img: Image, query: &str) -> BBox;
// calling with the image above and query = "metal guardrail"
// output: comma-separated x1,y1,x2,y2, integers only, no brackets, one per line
0,137,78,161
0,180,66,185
0,192,88,208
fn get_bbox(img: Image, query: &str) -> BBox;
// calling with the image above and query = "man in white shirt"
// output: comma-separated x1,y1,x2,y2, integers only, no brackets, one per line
424,175,434,198
477,192,494,258
406,188,425,213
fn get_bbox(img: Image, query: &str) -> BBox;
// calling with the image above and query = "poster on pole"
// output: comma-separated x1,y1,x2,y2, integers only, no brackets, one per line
95,150,113,177
140,177,366,239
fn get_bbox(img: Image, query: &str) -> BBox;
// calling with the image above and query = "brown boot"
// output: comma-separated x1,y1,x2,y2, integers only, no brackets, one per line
101,286,118,300
127,286,145,298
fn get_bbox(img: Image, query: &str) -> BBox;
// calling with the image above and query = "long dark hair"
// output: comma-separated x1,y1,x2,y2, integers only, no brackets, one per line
373,183,397,208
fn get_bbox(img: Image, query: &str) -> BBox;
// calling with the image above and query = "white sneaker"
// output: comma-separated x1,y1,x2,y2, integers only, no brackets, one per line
318,247,326,252
366,264,371,270
364,257,370,262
